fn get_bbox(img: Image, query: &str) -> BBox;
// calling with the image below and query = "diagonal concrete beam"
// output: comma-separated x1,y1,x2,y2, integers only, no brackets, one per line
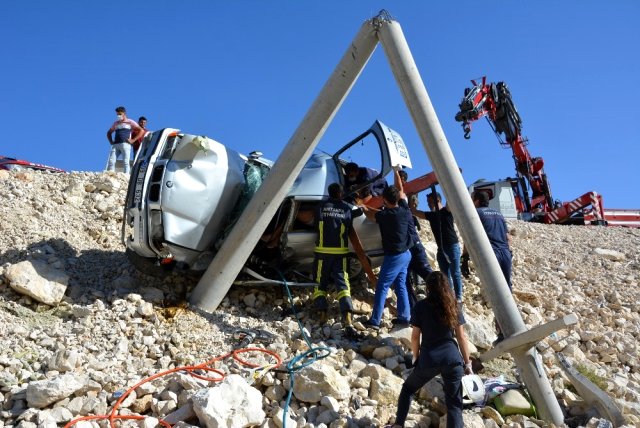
189,20,379,312
556,353,626,426
375,15,564,424
480,313,578,362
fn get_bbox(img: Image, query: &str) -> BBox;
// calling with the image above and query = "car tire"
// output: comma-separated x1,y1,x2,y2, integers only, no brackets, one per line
125,248,174,278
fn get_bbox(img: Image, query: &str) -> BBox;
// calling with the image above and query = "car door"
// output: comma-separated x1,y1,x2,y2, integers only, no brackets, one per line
333,120,412,180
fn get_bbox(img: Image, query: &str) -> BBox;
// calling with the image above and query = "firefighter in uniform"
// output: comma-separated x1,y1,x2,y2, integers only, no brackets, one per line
313,183,363,334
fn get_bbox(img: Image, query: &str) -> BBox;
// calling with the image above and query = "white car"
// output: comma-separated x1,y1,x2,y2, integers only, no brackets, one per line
123,120,412,284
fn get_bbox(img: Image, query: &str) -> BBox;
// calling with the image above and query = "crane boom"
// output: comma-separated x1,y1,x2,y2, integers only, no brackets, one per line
455,76,554,213
455,76,607,225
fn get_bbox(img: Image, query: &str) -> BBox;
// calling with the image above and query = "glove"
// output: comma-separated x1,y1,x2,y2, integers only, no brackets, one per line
461,254,470,278
405,353,418,368
464,361,473,375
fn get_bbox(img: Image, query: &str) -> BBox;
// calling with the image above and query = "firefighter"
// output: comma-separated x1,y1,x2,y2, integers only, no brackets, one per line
312,183,363,335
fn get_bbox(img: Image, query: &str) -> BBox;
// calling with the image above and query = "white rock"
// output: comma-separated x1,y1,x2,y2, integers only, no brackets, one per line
320,395,340,413
137,301,154,317
5,260,68,305
26,373,84,408
372,345,395,361
192,375,265,427
48,349,81,372
594,248,625,261
273,407,296,428
293,363,350,403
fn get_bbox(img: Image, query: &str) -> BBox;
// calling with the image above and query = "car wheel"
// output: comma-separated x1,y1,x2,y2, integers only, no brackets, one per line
125,248,174,278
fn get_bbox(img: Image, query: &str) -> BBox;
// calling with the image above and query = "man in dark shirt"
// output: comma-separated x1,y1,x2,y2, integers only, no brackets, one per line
344,162,388,199
469,190,512,289
396,170,433,307
313,183,362,333
467,190,513,343
410,192,464,301
362,183,413,329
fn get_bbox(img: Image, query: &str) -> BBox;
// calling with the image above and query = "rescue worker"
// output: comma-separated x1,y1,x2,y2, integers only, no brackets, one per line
410,192,464,302
396,169,433,307
388,272,473,428
312,183,362,335
362,178,413,329
466,190,513,343
469,190,512,289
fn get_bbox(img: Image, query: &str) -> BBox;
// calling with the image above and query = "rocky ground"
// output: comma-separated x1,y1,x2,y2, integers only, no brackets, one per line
0,169,638,428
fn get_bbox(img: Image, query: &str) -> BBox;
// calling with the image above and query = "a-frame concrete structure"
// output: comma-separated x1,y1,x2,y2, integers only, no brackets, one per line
190,10,568,423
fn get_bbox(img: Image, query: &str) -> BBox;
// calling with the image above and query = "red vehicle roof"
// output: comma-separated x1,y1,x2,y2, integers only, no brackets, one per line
0,156,65,173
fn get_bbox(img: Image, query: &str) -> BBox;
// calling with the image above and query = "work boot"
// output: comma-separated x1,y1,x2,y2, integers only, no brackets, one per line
342,311,361,339
343,311,353,327
317,310,328,325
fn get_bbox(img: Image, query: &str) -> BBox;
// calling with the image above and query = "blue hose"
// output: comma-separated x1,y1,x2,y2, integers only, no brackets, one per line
278,270,331,428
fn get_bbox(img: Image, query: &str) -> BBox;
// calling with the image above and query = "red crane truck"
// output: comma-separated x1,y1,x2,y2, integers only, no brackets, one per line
454,76,639,228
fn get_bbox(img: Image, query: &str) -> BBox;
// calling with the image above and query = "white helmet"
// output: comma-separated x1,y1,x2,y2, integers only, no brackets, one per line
461,374,485,405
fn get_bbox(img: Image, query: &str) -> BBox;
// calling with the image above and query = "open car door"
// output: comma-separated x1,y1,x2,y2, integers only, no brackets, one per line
333,120,412,190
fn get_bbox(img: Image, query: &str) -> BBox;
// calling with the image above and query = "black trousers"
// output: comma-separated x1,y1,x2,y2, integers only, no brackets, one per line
406,242,434,307
395,363,464,427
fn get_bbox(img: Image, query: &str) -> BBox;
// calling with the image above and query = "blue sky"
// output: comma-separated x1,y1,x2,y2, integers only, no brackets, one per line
2,1,639,209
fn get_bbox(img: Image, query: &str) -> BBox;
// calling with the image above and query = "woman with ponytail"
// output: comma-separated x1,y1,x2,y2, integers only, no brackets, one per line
389,271,473,428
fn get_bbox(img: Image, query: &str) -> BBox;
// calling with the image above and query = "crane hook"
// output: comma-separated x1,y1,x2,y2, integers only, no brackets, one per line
463,123,471,139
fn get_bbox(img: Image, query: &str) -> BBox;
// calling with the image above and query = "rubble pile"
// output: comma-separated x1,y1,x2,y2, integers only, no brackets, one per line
0,169,638,428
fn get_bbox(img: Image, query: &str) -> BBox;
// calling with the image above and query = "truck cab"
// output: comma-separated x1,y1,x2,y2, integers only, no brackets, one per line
468,179,520,220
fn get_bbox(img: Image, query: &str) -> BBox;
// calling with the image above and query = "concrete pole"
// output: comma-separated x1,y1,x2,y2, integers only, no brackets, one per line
376,19,564,424
189,21,379,312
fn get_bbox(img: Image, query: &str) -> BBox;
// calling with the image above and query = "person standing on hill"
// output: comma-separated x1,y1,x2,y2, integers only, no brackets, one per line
131,116,148,156
410,192,464,302
465,190,513,343
106,106,143,174
465,190,512,289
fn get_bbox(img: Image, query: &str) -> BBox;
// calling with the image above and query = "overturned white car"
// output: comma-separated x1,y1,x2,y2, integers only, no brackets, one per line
122,120,411,283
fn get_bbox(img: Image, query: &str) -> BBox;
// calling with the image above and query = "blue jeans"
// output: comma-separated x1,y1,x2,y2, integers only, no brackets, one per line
369,250,411,326
436,243,463,301
395,363,464,427
107,142,131,173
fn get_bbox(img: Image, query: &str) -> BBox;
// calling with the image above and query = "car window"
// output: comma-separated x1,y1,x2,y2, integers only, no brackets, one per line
334,129,384,178
333,120,411,187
